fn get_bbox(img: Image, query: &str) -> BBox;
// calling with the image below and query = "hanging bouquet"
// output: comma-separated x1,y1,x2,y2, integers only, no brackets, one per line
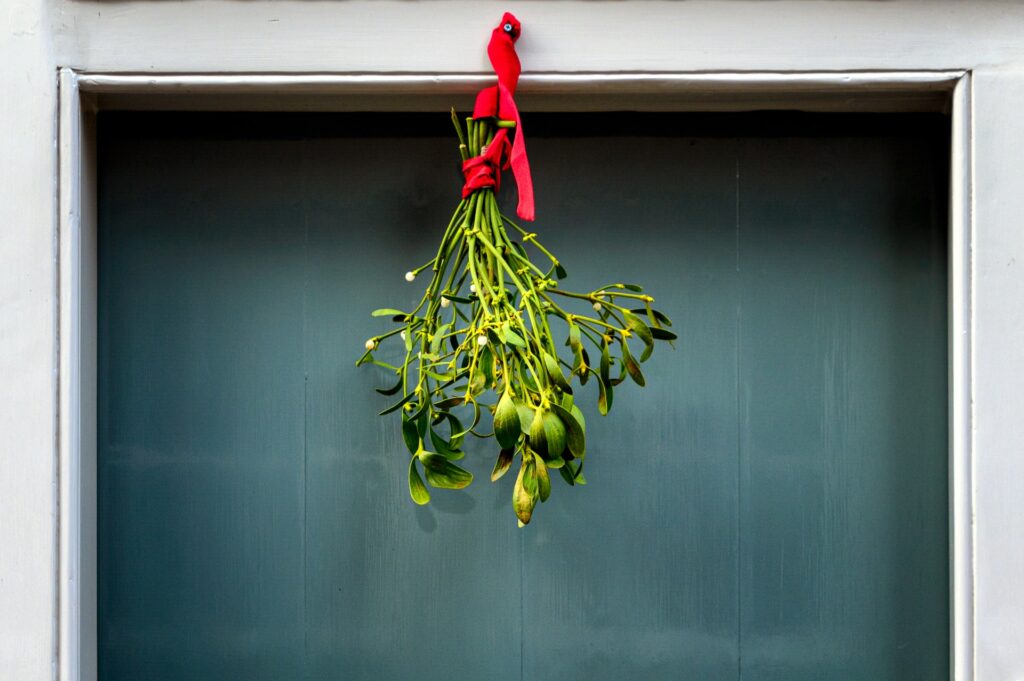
357,13,675,525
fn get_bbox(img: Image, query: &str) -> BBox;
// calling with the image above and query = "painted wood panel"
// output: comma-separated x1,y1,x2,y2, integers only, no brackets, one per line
97,111,948,680
735,136,949,680
517,118,742,681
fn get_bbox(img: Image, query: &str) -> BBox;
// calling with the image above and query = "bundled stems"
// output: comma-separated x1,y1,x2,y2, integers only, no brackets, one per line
358,111,676,526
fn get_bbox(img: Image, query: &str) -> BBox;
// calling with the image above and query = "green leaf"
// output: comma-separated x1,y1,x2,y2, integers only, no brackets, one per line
407,396,431,422
375,375,403,396
371,308,406,317
379,392,415,416
597,374,613,415
513,455,537,525
416,409,430,439
639,342,654,363
401,415,420,454
534,451,551,502
442,294,473,304
418,452,474,489
543,352,572,394
480,346,495,388
523,456,539,498
600,340,611,385
568,324,585,377
444,412,469,445
502,323,526,348
493,324,507,344
624,312,655,362
462,402,481,436
491,447,515,482
430,428,464,461
621,340,646,387
531,409,567,460
650,327,678,341
620,283,644,292
558,465,575,486
517,404,535,436
430,323,451,355
573,460,587,485
571,404,586,432
631,307,673,328
408,458,431,505
529,408,548,454
550,403,586,459
435,396,466,409
493,391,521,449
469,370,487,396
554,262,568,280
568,323,582,353
571,346,586,377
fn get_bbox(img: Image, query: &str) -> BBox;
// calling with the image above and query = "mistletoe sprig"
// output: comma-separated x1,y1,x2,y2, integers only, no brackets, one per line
357,112,675,525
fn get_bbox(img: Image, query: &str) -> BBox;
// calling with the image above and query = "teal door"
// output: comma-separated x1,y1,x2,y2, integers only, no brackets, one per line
98,111,949,680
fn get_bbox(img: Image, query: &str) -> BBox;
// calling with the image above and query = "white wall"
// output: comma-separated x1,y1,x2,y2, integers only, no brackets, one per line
972,67,1024,680
47,1,1024,73
0,0,57,679
3,1,1024,679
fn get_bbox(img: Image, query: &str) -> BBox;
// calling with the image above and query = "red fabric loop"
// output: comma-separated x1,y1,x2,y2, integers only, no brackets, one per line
467,12,535,222
462,128,512,198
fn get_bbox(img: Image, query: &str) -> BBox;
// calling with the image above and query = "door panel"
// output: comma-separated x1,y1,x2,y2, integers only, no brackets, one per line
734,139,949,680
98,111,948,680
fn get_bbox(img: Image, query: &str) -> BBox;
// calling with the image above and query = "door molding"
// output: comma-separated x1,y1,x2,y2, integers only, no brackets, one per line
57,68,973,681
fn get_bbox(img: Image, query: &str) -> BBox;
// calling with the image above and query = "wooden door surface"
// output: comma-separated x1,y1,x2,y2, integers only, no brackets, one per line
97,111,949,680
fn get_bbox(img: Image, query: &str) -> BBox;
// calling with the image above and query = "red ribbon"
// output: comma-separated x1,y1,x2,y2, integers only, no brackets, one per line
462,128,512,198
462,12,535,222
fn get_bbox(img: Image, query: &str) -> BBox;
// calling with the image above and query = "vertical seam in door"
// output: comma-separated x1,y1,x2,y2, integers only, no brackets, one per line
735,154,743,681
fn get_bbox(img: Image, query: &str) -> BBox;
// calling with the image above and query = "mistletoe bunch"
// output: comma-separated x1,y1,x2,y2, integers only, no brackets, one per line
357,112,675,526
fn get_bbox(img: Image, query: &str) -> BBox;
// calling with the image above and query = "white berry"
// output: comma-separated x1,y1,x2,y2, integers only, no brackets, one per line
400,331,406,341
440,297,450,308
364,339,376,350
470,283,477,293
405,271,416,282
477,335,488,346
592,301,603,312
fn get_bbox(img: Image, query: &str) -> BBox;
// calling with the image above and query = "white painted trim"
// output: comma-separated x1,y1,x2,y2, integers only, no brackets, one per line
949,73,975,681
77,70,958,112
77,70,964,113
964,67,1024,681
57,66,80,681
58,68,97,681
76,70,966,93
56,69,973,681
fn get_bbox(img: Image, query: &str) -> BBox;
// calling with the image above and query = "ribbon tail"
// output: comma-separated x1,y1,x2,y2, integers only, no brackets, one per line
495,85,534,222
509,105,534,222
473,84,535,221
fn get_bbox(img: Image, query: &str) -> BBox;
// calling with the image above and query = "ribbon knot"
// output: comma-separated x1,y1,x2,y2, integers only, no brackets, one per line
461,128,512,199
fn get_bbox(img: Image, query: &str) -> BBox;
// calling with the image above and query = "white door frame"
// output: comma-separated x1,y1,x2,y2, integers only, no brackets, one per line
56,68,974,681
